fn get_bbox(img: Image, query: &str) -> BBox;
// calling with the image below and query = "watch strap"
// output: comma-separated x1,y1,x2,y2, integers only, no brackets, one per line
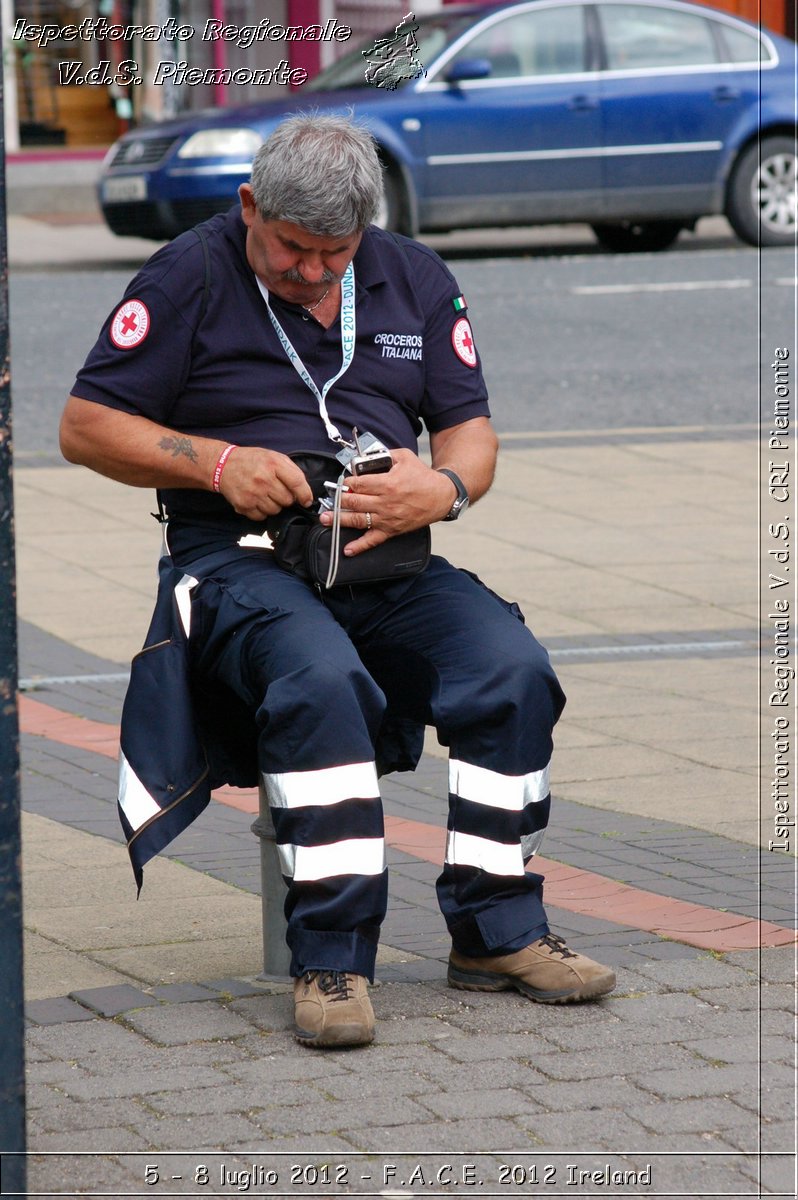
437,468,469,521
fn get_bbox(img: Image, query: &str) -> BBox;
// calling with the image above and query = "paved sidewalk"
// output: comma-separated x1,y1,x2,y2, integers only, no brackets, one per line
8,213,796,1198
14,437,795,1198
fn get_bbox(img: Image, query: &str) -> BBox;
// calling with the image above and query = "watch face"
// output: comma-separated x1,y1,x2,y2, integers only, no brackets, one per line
446,492,468,521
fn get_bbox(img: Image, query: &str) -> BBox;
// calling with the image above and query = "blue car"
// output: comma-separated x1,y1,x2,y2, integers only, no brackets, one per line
99,0,797,251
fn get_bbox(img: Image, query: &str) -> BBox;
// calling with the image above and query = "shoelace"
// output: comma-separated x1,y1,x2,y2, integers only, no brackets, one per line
304,969,354,1002
538,933,578,959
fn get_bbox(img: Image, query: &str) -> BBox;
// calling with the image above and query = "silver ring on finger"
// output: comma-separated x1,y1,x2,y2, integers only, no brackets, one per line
365,511,373,531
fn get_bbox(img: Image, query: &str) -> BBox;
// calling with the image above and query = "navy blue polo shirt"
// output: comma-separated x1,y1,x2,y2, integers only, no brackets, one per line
72,207,489,549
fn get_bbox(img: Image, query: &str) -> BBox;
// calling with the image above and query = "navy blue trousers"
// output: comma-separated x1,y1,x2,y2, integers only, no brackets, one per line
186,552,565,980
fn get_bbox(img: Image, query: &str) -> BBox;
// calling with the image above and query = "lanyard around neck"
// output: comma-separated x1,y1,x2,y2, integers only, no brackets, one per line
256,263,356,446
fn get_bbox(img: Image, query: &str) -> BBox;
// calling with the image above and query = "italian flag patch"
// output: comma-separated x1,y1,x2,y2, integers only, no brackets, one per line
452,295,467,312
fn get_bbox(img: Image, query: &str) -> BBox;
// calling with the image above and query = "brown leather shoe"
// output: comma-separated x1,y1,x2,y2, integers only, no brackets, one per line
448,933,616,1003
294,970,375,1047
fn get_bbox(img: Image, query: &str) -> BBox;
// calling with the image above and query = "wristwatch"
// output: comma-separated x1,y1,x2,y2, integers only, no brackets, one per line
437,468,470,522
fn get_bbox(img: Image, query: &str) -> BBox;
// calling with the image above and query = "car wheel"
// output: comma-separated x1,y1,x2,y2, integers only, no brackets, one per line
726,136,797,248
375,166,405,233
591,221,684,253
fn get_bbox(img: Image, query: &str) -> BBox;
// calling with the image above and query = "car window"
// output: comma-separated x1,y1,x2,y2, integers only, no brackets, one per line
717,23,769,63
448,5,586,79
599,4,718,70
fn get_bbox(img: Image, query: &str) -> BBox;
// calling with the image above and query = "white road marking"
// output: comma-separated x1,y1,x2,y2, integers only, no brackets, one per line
552,640,750,658
18,639,752,692
19,672,130,690
497,422,754,441
571,279,751,295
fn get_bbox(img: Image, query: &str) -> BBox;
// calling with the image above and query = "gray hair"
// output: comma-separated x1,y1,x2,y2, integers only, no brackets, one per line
249,113,383,237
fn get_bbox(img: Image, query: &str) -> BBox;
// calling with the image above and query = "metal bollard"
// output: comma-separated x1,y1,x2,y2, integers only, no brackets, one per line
250,782,292,980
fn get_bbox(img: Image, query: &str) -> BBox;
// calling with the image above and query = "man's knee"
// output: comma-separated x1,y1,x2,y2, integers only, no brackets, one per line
510,640,566,725
436,568,566,735
256,656,387,771
442,637,565,775
276,656,386,720
457,635,564,722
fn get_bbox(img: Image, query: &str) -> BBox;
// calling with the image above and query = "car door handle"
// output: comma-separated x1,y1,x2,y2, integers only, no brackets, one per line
713,85,740,103
568,94,598,111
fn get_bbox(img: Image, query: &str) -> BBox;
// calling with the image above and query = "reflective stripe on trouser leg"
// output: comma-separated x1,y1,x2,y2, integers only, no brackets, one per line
184,559,392,981
263,759,388,981
258,664,388,981
340,558,565,958
438,758,552,957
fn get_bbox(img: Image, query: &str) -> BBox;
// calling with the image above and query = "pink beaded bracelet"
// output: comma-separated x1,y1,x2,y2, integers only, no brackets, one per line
212,444,238,493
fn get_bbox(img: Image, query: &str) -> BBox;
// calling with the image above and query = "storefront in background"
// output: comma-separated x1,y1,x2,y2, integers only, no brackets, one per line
7,0,420,147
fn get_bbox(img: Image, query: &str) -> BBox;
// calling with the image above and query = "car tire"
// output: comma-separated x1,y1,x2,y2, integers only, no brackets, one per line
726,136,797,248
375,166,406,233
591,220,684,253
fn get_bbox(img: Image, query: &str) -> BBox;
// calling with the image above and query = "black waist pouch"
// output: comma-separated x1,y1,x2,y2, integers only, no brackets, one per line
268,453,431,589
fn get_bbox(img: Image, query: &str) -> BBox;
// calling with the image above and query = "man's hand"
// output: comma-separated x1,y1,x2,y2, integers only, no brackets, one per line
319,449,455,555
219,447,314,519
316,417,499,556
317,417,498,557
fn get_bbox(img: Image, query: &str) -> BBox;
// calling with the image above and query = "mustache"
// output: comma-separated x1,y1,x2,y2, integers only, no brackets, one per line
281,267,338,286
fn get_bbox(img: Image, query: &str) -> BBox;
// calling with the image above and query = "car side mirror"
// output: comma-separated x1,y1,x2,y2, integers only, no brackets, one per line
444,58,493,84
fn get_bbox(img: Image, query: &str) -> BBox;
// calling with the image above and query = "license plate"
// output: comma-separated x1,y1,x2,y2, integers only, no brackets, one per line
103,175,147,202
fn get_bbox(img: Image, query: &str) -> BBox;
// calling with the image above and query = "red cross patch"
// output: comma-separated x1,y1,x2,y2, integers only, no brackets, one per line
110,299,150,350
451,317,477,368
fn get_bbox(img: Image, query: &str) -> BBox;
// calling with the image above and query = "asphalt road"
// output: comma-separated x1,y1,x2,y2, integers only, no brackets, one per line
12,238,792,458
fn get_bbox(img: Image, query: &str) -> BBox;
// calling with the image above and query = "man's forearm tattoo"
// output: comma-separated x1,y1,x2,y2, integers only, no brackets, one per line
159,435,198,463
